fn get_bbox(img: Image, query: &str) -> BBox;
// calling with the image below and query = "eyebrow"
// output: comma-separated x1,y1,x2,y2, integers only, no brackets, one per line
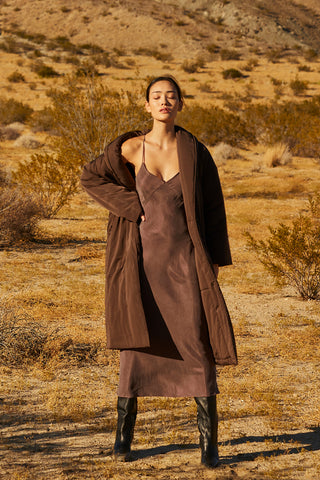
151,90,176,94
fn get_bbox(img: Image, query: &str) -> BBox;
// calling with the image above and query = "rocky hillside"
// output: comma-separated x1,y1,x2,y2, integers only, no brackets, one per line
1,0,320,60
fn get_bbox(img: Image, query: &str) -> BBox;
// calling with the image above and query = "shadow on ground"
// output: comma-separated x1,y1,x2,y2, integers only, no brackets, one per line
221,427,320,464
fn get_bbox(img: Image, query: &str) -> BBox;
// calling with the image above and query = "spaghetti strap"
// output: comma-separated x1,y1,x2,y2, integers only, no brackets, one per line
142,135,146,164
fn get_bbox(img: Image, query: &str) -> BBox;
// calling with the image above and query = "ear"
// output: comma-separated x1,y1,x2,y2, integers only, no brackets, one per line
145,100,151,113
178,99,183,112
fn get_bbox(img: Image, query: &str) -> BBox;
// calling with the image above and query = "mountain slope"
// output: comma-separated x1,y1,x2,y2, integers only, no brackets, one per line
1,0,320,60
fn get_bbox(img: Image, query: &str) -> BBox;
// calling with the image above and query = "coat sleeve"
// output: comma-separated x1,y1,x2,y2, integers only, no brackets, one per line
199,144,232,267
80,153,143,223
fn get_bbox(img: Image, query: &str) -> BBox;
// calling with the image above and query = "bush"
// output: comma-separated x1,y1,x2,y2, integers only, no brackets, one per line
33,63,60,78
243,58,258,71
0,97,33,125
266,48,284,63
181,57,205,73
206,43,220,54
0,306,101,366
47,75,149,166
220,49,241,60
75,62,99,77
290,77,308,96
49,35,79,53
178,104,255,146
246,194,320,300
264,143,292,167
80,43,104,54
222,68,244,79
243,98,320,157
0,306,102,366
13,153,80,218
303,48,318,61
132,47,173,62
0,307,62,365
0,167,41,244
30,107,55,133
0,125,21,141
8,71,25,83
13,133,42,149
212,142,238,165
298,64,313,72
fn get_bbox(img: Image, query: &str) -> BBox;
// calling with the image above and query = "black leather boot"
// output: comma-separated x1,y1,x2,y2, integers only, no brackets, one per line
194,396,219,468
113,397,137,461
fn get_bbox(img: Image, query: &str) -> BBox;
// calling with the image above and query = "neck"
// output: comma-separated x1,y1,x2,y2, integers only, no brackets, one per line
147,120,176,147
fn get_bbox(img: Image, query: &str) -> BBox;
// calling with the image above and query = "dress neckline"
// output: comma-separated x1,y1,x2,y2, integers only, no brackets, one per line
142,135,180,184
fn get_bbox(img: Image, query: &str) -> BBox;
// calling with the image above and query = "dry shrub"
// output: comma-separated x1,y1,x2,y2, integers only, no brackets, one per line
222,68,244,79
220,48,241,60
30,107,55,133
178,104,254,146
181,57,205,73
47,74,149,164
0,97,33,125
243,58,258,71
212,142,238,165
243,98,320,157
0,307,102,366
246,194,320,300
0,307,63,366
0,125,21,141
13,133,42,149
13,153,79,218
264,143,292,167
76,244,103,260
0,166,41,244
32,62,60,78
290,77,308,96
7,71,25,83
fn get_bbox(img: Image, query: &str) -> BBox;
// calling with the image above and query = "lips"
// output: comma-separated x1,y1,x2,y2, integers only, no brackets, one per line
160,108,170,113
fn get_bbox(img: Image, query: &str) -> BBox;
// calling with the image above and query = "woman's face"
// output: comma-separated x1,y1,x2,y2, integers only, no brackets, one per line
145,80,183,122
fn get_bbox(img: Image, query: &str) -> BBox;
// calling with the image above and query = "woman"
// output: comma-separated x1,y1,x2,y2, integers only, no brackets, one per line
81,76,237,469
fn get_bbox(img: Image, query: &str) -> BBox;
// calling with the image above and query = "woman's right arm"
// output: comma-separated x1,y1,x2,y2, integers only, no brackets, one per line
80,152,143,223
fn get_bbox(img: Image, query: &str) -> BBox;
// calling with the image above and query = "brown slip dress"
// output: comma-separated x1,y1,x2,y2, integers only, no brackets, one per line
117,137,218,397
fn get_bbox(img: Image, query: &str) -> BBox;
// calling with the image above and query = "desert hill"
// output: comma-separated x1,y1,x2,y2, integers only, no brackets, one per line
1,0,320,60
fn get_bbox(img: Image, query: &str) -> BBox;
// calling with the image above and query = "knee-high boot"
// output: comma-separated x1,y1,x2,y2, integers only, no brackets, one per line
194,396,219,468
113,397,137,461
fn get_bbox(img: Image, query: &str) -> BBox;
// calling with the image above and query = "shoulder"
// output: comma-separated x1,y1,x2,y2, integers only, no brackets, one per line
121,135,144,163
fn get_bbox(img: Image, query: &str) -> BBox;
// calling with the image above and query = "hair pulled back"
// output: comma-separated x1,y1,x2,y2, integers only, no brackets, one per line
146,75,183,102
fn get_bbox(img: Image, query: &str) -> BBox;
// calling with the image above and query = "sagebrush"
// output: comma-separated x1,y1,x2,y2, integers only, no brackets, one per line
246,194,320,300
0,165,41,243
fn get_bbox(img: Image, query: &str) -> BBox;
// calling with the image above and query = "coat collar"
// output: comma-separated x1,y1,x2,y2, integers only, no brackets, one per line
176,127,197,223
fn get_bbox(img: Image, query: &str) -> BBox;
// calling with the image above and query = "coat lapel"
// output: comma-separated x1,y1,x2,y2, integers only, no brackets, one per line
176,127,196,223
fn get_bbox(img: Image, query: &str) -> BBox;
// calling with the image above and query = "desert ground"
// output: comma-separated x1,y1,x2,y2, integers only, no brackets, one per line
1,0,320,479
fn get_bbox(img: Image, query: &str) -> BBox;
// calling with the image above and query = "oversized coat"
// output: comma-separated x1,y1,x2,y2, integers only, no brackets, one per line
80,126,237,366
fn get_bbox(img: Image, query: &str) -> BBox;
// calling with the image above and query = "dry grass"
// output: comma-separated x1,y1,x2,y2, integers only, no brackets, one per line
264,143,293,167
212,142,239,165
13,132,42,148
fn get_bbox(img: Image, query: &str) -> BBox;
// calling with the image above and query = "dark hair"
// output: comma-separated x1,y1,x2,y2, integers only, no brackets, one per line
146,75,183,102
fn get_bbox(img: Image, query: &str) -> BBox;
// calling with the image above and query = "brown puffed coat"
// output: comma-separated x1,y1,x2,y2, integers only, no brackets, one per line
80,126,237,366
